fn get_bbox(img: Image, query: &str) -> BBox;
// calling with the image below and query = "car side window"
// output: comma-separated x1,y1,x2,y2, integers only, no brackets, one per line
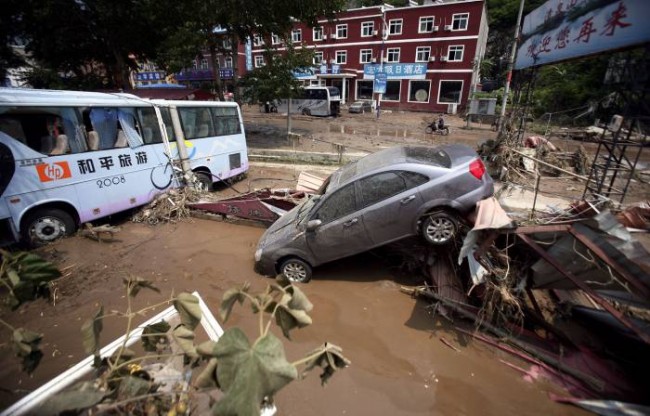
359,171,407,207
399,171,429,187
313,184,357,224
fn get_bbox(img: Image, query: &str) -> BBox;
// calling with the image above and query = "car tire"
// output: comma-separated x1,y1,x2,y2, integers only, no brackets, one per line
421,211,458,245
425,126,434,134
22,208,76,247
302,109,311,116
280,258,312,283
195,172,212,192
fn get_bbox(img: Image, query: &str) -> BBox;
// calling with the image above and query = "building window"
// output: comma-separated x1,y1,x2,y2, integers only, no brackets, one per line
361,21,374,37
200,59,209,70
360,49,373,64
415,47,431,62
389,19,402,35
419,16,435,33
448,45,464,61
271,34,280,45
314,51,324,65
335,50,347,64
313,27,323,41
386,48,400,63
409,80,431,102
223,38,232,49
254,55,265,68
356,80,374,100
452,13,469,30
438,80,463,103
253,35,264,47
292,29,302,43
384,80,401,101
192,60,198,70
224,57,233,68
336,24,348,39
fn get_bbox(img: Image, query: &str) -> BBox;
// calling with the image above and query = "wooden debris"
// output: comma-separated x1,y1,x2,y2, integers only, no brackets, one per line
79,223,121,242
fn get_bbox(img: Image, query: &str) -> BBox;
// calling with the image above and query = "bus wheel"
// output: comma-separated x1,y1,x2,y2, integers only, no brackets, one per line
23,208,76,247
194,172,212,192
302,109,311,116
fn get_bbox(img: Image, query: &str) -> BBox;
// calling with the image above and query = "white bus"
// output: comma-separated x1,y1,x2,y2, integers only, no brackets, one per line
275,86,340,116
0,88,248,246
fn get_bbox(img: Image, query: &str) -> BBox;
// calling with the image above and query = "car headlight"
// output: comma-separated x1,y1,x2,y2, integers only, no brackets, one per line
254,248,263,262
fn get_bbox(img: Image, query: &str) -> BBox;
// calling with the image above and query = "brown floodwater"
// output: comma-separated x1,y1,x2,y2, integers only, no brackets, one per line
0,218,586,415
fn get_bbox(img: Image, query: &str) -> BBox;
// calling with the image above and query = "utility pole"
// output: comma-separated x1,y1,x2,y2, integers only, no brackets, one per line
376,6,387,119
498,0,525,131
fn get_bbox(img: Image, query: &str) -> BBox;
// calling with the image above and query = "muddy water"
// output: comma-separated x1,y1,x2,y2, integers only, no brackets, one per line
0,219,584,415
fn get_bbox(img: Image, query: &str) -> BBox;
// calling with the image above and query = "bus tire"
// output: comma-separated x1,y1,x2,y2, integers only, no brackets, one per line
22,208,76,247
195,172,213,192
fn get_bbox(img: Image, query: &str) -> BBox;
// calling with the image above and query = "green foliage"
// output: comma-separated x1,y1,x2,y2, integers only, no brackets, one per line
39,382,104,416
302,342,350,385
0,249,61,309
11,327,43,374
81,306,103,357
212,328,298,416
174,291,202,330
141,320,171,352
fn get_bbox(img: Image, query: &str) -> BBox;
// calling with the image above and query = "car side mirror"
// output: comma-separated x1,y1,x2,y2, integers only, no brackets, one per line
306,219,322,231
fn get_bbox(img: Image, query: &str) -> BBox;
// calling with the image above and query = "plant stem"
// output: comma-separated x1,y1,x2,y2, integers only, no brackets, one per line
0,317,16,332
291,350,323,368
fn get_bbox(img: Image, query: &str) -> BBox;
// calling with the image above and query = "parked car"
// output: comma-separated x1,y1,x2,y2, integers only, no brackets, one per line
254,144,494,283
348,101,372,114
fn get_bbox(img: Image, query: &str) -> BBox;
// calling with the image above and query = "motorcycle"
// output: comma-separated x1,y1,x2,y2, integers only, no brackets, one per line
425,121,450,135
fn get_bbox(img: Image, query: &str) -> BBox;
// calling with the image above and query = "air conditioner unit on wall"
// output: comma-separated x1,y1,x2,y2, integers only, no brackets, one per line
429,56,436,62
330,59,337,64
373,30,378,36
331,34,337,39
371,58,377,63
444,25,452,31
432,26,439,31
440,56,447,62
322,35,327,40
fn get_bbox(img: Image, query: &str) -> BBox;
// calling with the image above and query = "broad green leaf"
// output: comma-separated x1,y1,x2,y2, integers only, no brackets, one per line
195,357,219,389
219,283,250,322
11,281,35,304
212,328,297,416
172,325,197,359
141,320,171,352
123,277,160,298
251,292,276,315
7,269,20,286
118,375,153,397
301,342,350,385
274,294,312,339
174,292,201,330
287,284,313,312
39,382,104,416
81,306,103,355
197,340,218,357
12,328,43,373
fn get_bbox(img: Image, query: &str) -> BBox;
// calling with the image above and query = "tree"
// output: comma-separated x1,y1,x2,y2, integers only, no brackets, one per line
0,0,27,84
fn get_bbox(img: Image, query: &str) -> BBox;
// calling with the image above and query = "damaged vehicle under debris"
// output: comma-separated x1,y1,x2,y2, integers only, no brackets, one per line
254,144,494,282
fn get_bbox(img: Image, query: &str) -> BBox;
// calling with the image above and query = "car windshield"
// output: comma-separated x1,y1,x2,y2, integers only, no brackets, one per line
296,195,320,224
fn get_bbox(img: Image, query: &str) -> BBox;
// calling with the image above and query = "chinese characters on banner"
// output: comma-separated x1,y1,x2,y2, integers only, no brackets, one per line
363,63,427,80
515,0,650,69
35,151,150,182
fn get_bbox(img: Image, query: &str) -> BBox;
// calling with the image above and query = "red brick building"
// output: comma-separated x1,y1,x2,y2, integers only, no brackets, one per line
251,0,488,113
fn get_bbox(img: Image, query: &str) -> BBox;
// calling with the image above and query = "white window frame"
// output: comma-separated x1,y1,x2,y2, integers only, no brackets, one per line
415,46,431,62
253,35,264,47
359,49,372,64
361,21,374,37
335,50,347,64
254,55,265,68
437,79,464,104
408,80,432,103
447,45,464,62
452,13,469,31
223,38,232,49
389,19,403,35
419,16,435,33
336,24,348,39
271,34,281,45
292,29,302,43
386,48,400,63
224,57,233,68
313,51,324,65
200,58,209,70
313,27,323,41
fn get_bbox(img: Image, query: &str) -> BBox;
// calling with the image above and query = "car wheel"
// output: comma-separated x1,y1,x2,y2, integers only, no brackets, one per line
195,172,212,192
280,258,312,283
421,211,458,245
22,208,76,247
302,109,311,116
425,126,434,134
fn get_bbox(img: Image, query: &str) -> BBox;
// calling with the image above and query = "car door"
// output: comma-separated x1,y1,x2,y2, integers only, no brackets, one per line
357,170,428,245
305,183,373,265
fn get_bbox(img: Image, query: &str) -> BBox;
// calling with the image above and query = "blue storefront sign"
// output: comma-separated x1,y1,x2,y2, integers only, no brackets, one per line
175,69,234,81
373,72,387,94
363,63,427,80
331,64,341,75
136,72,165,81
245,38,253,71
292,67,317,79
319,64,327,74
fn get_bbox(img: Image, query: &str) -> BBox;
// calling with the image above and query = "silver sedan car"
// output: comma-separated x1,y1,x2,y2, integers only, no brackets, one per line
348,101,372,113
254,144,494,282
